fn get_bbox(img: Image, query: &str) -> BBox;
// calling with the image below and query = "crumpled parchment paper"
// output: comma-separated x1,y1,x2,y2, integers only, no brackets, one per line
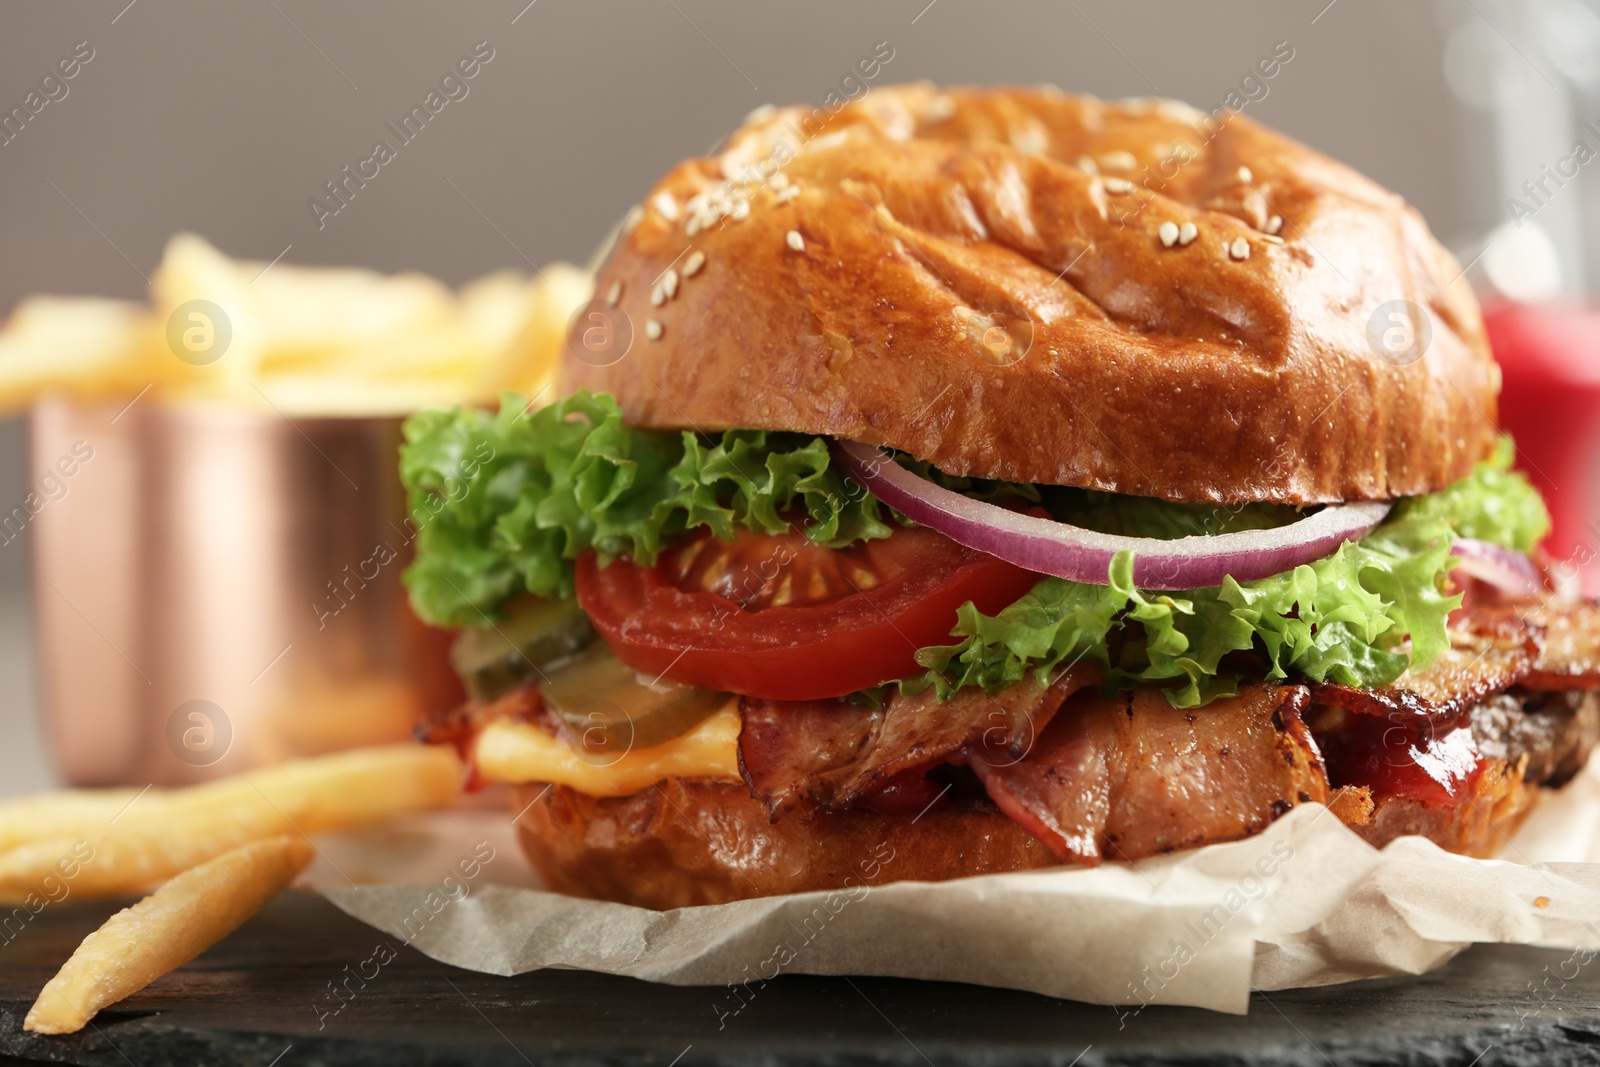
311,758,1600,1014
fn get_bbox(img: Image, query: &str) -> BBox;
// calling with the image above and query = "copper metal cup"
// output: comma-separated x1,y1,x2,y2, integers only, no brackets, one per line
27,395,462,787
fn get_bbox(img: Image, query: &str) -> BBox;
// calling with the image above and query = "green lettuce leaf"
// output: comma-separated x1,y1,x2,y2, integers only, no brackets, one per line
914,442,1550,707
1381,437,1551,553
399,391,894,626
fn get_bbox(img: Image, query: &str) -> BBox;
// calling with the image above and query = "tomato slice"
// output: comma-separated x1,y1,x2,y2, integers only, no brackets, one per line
574,525,1040,700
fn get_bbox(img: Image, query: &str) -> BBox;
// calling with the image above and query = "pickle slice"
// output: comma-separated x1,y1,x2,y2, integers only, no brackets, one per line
540,643,726,758
450,598,595,702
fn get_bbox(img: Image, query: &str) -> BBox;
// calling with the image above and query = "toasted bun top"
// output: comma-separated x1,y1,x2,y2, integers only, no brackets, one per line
561,84,1498,503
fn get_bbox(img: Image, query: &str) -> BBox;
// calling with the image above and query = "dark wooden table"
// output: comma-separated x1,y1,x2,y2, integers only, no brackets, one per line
1,891,1597,1066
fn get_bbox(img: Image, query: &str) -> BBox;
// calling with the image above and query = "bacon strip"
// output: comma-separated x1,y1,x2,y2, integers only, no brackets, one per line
1311,609,1540,723
738,662,1102,815
415,682,546,747
1309,596,1600,723
972,684,1325,863
1522,600,1600,690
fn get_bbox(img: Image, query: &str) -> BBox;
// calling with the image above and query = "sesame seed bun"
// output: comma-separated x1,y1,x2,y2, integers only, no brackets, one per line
560,84,1498,504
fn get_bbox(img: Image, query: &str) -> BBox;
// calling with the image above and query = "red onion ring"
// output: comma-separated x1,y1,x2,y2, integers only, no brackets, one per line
1449,538,1544,597
832,441,1392,590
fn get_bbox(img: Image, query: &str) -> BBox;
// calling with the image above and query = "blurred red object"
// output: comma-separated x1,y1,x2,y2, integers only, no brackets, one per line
1484,301,1600,596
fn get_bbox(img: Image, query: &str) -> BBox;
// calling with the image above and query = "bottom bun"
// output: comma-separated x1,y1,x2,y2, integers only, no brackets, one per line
512,778,1056,909
510,758,1551,909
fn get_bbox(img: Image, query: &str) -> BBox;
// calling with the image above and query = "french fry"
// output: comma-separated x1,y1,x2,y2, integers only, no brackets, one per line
24,836,313,1035
0,790,144,853
0,800,298,905
0,745,461,901
3,744,461,848
1,231,591,416
225,743,463,833
0,296,163,416
486,264,593,398
0,811,394,906
148,231,267,394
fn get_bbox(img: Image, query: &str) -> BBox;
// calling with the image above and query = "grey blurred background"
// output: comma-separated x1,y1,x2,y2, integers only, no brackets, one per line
1,0,1593,793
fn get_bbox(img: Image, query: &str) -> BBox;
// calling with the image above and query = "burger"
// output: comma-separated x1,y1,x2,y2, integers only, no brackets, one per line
402,85,1600,910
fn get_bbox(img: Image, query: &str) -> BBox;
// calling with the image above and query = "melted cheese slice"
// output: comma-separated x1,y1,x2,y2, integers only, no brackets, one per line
474,703,742,797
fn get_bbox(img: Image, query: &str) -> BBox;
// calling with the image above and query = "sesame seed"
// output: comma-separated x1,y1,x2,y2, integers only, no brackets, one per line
1103,177,1134,194
1178,222,1199,246
1158,221,1180,248
683,188,729,234
731,199,750,220
1228,237,1251,260
622,205,645,233
924,94,957,121
1267,214,1284,235
786,229,805,251
1236,166,1252,184
650,283,665,307
1100,149,1137,171
646,319,663,340
652,192,680,221
1013,127,1048,154
1077,155,1100,175
662,268,679,300
683,251,706,277
776,185,801,203
1261,234,1285,245
745,103,777,124
771,172,791,190
807,130,850,154
1154,100,1205,124
605,280,622,304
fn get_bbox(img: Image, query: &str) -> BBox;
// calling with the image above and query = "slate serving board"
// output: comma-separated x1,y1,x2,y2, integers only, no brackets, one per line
0,891,1597,1066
